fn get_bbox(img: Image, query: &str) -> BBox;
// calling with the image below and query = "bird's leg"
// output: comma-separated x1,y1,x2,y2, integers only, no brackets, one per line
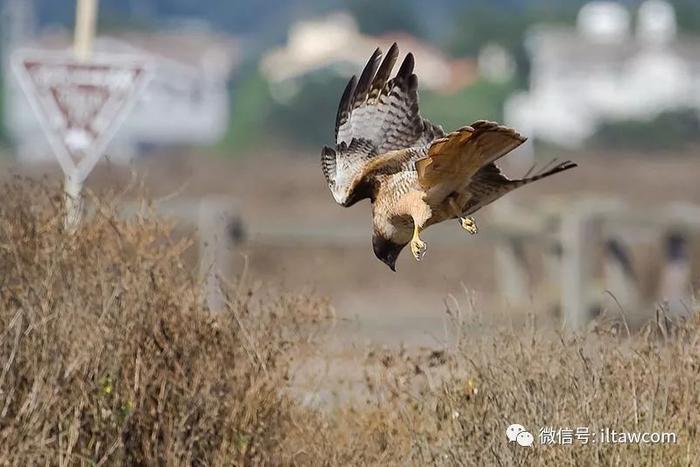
402,190,432,262
449,198,478,235
410,222,427,261
460,216,479,235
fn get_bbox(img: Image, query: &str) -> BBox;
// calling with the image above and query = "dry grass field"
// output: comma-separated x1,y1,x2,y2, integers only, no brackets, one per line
1,176,699,465
58,148,700,343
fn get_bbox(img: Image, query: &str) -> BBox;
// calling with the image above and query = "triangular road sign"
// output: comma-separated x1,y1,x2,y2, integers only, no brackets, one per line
13,50,153,181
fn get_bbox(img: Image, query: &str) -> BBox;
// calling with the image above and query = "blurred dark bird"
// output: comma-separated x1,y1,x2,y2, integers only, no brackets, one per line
321,43,577,270
659,232,692,318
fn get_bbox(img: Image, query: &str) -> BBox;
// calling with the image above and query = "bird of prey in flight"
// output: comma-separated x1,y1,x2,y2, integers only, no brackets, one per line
321,43,576,271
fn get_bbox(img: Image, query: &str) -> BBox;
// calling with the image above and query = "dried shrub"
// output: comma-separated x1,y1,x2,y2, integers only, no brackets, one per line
0,178,325,465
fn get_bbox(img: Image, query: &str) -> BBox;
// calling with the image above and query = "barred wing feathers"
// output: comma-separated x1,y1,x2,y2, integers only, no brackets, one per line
322,43,444,207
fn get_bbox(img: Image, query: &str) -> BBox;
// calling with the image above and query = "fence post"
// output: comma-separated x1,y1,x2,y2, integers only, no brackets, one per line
602,237,640,313
659,231,692,318
560,209,596,330
198,197,242,312
494,237,530,306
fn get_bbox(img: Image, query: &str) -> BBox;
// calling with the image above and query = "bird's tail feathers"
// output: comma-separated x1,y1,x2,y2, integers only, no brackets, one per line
512,159,577,187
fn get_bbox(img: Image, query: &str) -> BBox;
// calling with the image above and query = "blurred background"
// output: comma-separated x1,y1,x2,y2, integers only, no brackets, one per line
2,0,700,347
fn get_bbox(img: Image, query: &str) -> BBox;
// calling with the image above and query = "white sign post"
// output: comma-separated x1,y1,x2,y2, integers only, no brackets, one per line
74,0,98,62
12,0,152,231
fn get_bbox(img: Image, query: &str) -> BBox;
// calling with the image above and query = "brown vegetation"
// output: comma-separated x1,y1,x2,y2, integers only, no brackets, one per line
0,179,697,465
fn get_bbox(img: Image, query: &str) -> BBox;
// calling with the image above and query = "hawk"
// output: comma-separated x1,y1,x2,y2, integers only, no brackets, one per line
321,43,576,270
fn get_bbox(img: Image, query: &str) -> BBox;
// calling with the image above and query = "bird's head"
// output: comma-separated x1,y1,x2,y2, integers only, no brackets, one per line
372,233,406,271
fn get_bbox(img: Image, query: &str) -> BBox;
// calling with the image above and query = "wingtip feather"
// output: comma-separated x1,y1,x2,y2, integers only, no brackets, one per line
354,47,383,104
335,75,357,139
397,52,415,78
369,43,400,101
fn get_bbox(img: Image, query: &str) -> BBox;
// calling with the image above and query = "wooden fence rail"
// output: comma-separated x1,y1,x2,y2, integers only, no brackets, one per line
490,197,700,329
118,194,697,328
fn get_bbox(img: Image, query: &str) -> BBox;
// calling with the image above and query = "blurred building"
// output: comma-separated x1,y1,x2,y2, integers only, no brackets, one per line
2,1,239,164
260,12,477,102
505,0,700,148
477,43,516,84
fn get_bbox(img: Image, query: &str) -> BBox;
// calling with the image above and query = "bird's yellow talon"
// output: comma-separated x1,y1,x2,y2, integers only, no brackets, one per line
410,221,427,261
460,216,478,235
411,238,427,261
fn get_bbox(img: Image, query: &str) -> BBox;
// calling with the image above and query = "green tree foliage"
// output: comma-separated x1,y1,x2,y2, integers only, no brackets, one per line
221,67,347,153
420,80,516,132
593,109,700,152
673,0,700,33
448,1,581,57
267,71,348,149
343,0,424,37
220,66,274,153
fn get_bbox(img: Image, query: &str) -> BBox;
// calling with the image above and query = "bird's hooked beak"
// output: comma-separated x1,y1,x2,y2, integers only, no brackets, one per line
372,234,404,271
381,252,398,271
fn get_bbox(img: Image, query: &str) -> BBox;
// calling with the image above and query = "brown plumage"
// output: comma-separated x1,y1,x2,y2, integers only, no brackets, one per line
321,43,577,270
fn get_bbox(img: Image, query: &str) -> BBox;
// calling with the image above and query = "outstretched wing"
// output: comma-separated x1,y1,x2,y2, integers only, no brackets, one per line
460,160,578,216
322,43,444,207
414,121,526,203
335,43,443,152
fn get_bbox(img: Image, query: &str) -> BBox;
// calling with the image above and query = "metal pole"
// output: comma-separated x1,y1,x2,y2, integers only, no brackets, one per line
65,0,98,231
74,0,97,61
